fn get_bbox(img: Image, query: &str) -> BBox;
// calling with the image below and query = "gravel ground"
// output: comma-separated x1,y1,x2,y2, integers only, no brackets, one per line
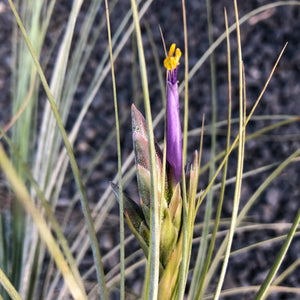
1,0,300,299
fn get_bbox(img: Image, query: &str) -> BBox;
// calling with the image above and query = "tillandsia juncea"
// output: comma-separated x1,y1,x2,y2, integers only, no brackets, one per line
112,43,199,299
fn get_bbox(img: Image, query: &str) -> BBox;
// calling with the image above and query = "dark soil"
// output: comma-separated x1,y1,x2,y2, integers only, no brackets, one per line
1,0,300,299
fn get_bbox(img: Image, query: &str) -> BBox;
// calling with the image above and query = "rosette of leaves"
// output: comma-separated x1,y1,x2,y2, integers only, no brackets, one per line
113,44,199,299
112,104,199,299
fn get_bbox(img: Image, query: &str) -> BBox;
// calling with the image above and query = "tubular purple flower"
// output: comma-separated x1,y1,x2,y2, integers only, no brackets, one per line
164,44,182,182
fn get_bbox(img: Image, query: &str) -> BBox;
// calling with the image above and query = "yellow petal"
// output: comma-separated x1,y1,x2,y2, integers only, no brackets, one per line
164,44,181,71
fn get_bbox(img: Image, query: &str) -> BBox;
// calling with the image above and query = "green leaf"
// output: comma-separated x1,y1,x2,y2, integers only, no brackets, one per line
111,182,145,231
140,198,151,228
158,232,183,299
125,212,149,258
131,104,148,139
133,132,150,170
168,183,182,231
136,164,152,208
160,209,178,268
132,105,165,177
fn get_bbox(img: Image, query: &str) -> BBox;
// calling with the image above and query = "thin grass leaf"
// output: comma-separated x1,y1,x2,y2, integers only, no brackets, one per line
191,222,300,249
189,115,299,140
191,9,232,299
192,0,218,295
144,21,167,109
198,42,287,218
203,147,300,296
45,0,119,211
230,231,300,259
60,0,105,122
7,1,108,298
34,0,83,194
130,0,160,298
0,72,37,140
198,115,299,176
10,1,45,294
203,285,300,299
0,145,87,300
105,259,146,292
187,1,300,83
104,1,125,298
193,117,206,215
213,2,245,298
0,125,85,294
254,208,300,300
176,1,190,299
0,268,22,300
273,257,300,287
52,3,154,279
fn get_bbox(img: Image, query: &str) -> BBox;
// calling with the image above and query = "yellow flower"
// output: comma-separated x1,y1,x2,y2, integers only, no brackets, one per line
164,43,181,71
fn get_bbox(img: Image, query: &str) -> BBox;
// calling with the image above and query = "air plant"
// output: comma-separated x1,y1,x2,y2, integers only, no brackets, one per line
112,44,200,299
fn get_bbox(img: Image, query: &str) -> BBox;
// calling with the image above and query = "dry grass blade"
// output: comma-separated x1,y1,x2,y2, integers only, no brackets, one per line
0,145,87,300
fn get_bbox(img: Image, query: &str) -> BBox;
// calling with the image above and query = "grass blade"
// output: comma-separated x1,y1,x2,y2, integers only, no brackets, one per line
254,209,300,300
0,268,22,300
130,0,160,298
213,1,245,297
203,146,300,296
0,145,86,300
7,1,108,298
104,0,125,298
191,8,232,299
177,0,190,298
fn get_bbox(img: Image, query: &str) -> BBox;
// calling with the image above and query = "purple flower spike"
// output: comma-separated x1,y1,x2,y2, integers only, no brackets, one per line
164,44,182,182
